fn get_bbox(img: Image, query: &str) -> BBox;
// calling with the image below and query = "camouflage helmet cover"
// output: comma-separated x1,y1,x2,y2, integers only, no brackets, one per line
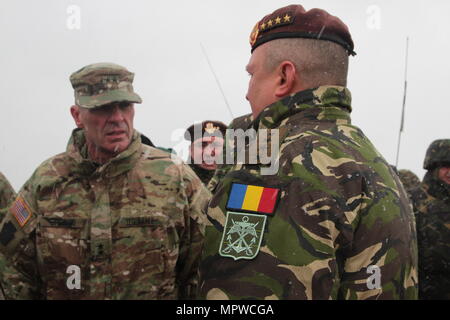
423,139,450,170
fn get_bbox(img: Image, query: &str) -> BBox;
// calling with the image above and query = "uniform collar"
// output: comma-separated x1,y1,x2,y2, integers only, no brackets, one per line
67,128,142,178
254,86,352,130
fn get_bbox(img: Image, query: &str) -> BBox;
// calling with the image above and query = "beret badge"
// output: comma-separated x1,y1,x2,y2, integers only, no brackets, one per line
249,22,260,47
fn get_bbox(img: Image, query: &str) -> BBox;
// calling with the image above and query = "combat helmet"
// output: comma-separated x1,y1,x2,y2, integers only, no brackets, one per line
423,139,450,170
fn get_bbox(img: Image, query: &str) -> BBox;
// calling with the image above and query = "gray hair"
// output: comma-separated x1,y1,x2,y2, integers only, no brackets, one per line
264,38,349,87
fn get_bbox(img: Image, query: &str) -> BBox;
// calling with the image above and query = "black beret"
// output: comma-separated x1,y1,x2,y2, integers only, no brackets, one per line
184,120,228,143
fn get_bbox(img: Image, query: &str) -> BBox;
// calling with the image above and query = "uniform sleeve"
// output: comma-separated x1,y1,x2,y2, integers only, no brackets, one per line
336,166,418,299
175,164,210,299
0,172,16,212
281,136,417,300
0,176,42,300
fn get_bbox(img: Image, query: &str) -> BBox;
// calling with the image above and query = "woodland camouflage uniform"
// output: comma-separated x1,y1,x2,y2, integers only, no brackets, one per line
200,86,418,300
410,139,450,299
200,4,417,300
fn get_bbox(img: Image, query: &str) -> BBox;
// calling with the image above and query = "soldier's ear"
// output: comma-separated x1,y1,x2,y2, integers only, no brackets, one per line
275,61,297,98
70,105,84,128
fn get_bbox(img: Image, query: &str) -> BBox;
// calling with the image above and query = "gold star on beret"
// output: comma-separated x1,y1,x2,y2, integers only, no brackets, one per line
249,4,356,56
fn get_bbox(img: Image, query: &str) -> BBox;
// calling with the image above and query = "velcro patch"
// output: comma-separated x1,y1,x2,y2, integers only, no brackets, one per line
118,216,167,228
226,183,280,215
10,197,32,227
43,218,76,228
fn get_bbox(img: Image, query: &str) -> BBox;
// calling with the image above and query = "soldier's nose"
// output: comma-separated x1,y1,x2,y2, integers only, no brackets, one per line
109,105,125,122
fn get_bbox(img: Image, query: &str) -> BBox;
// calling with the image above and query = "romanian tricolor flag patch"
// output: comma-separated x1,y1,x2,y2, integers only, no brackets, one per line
10,197,32,227
226,183,280,215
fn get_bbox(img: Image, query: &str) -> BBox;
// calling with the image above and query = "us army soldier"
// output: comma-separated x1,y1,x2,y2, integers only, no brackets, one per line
199,5,418,300
0,63,210,299
410,139,450,299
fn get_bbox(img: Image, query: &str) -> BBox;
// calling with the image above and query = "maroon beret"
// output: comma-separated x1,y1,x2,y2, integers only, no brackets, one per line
249,4,356,56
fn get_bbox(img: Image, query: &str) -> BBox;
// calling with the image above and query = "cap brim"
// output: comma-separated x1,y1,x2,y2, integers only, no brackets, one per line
76,89,142,109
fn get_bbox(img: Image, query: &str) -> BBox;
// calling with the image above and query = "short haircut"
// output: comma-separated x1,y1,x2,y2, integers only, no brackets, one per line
264,38,349,87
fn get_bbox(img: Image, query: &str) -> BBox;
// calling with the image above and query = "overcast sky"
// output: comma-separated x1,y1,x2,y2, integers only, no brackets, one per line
0,0,449,190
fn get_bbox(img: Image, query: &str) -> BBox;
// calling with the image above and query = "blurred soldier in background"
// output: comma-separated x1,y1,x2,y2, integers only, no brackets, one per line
398,169,420,195
185,121,227,185
207,113,253,192
398,169,421,193
410,139,450,299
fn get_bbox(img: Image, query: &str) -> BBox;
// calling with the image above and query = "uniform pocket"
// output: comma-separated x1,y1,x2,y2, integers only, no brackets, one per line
113,215,171,278
37,216,89,299
39,217,89,265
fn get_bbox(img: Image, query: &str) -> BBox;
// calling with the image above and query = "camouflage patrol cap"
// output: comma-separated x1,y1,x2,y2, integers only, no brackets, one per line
184,120,228,143
249,4,355,56
70,62,142,109
423,139,450,170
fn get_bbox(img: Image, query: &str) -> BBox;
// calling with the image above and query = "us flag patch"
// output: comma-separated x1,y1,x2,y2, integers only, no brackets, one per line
10,197,32,227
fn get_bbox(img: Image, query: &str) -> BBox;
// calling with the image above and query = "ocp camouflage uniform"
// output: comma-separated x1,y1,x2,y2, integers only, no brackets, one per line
0,129,210,299
0,173,15,300
410,139,450,299
199,86,418,300
0,172,16,211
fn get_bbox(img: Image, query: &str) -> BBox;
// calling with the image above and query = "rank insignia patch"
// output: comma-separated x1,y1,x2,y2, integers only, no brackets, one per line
219,211,266,261
226,183,279,215
10,197,32,227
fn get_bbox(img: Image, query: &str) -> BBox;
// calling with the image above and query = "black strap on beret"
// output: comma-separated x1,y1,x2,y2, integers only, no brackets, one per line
252,31,356,56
